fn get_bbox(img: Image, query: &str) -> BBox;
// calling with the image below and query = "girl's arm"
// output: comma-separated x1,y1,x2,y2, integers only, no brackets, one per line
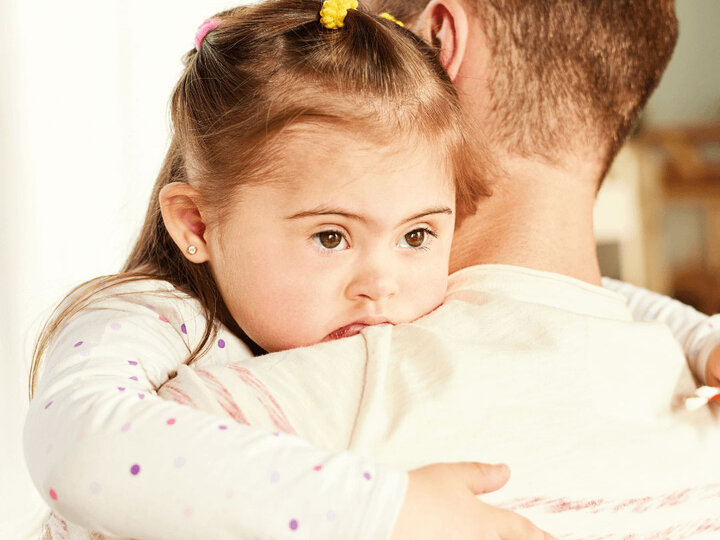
603,277,720,385
25,282,552,540
24,286,405,540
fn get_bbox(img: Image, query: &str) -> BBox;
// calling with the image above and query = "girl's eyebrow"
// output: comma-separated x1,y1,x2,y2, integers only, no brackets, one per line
401,207,453,224
284,206,453,224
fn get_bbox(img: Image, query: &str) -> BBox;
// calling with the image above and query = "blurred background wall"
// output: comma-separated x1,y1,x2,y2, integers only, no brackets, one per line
594,0,720,311
1,1,718,538
645,0,720,125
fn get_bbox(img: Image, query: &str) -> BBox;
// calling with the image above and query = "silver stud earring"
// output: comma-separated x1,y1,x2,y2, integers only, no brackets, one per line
187,245,197,255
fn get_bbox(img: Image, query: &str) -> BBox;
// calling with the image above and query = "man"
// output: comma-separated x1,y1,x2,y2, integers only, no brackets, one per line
160,0,719,535
374,0,677,285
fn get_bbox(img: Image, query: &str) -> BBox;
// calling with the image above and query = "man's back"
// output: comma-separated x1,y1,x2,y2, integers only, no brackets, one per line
169,264,720,537
349,266,720,536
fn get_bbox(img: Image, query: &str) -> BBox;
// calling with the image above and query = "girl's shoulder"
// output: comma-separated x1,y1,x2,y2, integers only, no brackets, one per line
66,276,201,315
57,276,210,348
41,276,252,380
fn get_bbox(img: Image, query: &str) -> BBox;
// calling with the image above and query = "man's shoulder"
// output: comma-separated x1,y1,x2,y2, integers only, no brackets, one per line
446,264,632,321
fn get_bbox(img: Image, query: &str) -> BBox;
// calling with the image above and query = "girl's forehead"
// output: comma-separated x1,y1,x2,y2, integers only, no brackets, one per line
217,133,457,238
274,143,453,204
270,128,454,192
220,126,456,231
256,166,452,236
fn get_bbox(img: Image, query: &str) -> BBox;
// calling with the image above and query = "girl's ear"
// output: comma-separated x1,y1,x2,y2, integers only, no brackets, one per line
159,182,210,263
417,0,469,80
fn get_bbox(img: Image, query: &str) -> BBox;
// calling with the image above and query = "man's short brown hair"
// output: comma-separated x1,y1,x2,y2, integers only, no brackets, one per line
365,0,678,168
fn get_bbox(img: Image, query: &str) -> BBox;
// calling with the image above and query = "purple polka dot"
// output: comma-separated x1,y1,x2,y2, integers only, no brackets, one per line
44,401,53,410
181,323,187,335
74,341,83,348
272,432,280,436
110,322,121,330
128,360,138,366
218,425,228,430
117,387,126,392
121,423,131,432
363,472,372,480
289,519,298,531
709,323,715,329
129,376,138,381
270,471,280,483
174,456,186,468
326,510,336,521
89,482,102,495
217,339,226,349
130,464,140,475
138,393,145,400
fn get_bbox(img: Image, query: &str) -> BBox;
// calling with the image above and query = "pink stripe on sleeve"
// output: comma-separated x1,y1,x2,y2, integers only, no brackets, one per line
195,369,250,425
228,365,297,435
160,382,198,409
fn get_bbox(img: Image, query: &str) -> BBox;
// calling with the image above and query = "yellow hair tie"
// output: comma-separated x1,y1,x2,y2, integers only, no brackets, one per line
379,12,404,27
320,0,359,29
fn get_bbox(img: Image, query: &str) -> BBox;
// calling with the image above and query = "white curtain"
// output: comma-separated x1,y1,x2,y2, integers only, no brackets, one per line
0,1,241,537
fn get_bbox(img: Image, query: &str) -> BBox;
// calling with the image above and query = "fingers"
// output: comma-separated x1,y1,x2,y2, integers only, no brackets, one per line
399,462,557,540
451,461,510,494
706,346,720,386
497,509,558,540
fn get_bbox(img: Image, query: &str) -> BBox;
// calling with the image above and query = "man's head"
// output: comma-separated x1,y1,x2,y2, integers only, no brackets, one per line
365,0,678,176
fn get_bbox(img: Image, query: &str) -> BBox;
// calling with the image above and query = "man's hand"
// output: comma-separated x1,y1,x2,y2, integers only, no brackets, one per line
706,345,720,387
392,462,556,540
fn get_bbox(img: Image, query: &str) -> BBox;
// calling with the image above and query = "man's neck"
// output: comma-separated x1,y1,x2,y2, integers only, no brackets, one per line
451,155,603,286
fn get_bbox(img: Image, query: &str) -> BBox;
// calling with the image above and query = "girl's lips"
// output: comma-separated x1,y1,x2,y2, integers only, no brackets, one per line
325,323,369,341
324,321,390,341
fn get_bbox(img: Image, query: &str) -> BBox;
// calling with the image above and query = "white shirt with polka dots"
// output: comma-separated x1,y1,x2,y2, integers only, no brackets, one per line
25,279,407,539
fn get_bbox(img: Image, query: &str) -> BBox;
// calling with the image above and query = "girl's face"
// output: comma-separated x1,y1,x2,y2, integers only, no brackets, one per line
205,131,456,352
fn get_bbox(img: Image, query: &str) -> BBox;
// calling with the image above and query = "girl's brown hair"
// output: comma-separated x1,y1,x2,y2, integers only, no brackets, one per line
29,0,489,398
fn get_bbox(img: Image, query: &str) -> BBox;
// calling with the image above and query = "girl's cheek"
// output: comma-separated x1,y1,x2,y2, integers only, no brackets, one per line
424,271,449,312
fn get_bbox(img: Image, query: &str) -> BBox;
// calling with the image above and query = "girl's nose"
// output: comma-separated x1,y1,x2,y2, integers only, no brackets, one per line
345,267,399,302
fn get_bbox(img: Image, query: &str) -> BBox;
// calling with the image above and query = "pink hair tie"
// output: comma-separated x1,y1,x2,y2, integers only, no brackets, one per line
195,18,220,50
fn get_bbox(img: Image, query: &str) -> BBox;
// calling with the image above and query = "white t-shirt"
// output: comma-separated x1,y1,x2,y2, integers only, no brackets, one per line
162,266,720,537
24,265,720,539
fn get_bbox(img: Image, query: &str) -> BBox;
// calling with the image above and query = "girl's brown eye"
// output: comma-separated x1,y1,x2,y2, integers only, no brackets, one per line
315,231,344,249
403,229,426,248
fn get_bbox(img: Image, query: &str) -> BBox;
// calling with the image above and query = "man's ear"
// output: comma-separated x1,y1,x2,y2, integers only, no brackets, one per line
158,182,211,263
417,0,469,80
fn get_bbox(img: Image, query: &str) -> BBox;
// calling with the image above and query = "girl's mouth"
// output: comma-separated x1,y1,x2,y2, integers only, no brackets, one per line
324,321,390,341
324,323,369,341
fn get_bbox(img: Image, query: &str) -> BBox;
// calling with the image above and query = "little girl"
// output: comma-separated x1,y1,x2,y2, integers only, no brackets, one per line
24,0,720,539
24,1,518,539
